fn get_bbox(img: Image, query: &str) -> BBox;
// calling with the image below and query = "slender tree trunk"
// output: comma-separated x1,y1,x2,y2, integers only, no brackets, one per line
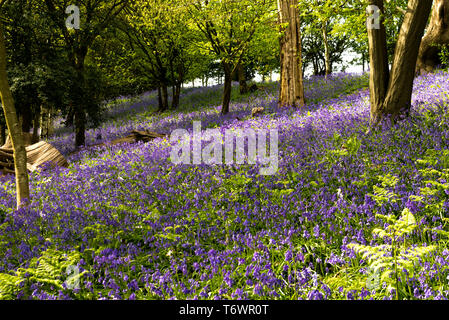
47,109,54,137
322,21,332,78
47,108,55,137
66,104,74,127
380,0,433,118
73,56,87,147
40,106,47,139
172,83,181,109
367,0,390,125
74,106,86,147
313,59,319,76
221,62,233,115
362,51,366,72
41,105,53,139
74,71,86,148
417,0,449,74
162,84,169,111
172,67,183,109
159,83,169,112
238,63,249,94
278,0,305,108
158,86,163,110
0,22,30,208
32,108,40,143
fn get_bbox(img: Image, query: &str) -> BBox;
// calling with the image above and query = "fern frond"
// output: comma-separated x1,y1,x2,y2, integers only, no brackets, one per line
0,273,23,300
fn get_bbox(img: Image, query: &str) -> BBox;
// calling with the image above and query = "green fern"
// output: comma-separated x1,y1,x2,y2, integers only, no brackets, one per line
0,274,24,299
0,249,86,300
348,208,437,300
368,174,400,206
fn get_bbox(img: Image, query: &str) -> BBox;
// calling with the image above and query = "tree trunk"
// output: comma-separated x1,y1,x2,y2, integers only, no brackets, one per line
278,0,305,108
158,86,163,110
40,107,47,139
73,59,87,147
312,59,319,76
172,68,183,109
32,108,40,143
221,62,233,115
65,104,74,127
362,51,366,73
41,105,53,139
69,48,89,148
0,22,30,208
373,0,433,122
322,21,332,78
157,83,169,112
172,83,181,109
20,108,32,133
367,0,390,124
416,0,449,74
161,84,169,112
74,106,86,147
238,63,249,94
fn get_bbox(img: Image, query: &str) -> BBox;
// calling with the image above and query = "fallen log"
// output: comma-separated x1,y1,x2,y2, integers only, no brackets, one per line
94,130,167,147
0,130,166,175
0,140,69,175
67,130,167,157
